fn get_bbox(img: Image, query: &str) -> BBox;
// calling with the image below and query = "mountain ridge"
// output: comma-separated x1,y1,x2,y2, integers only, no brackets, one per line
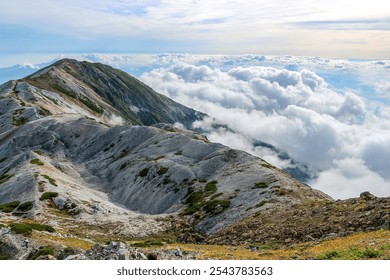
23,58,205,128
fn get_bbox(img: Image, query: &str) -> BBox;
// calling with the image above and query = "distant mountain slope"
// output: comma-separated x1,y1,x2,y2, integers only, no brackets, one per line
0,61,56,85
23,59,205,127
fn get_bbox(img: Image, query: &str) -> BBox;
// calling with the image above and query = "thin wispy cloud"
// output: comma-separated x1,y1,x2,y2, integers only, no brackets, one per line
0,0,389,58
291,18,390,30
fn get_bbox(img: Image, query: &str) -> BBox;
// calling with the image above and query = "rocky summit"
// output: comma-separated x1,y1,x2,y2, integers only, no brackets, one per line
0,59,389,260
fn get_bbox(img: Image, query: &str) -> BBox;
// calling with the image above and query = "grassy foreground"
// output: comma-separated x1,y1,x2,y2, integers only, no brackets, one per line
148,230,390,260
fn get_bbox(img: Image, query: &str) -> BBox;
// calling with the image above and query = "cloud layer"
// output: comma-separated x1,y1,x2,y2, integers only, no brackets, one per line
139,59,390,199
1,1,390,58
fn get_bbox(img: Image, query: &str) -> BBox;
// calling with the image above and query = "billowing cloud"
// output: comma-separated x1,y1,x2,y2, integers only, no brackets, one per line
140,60,390,199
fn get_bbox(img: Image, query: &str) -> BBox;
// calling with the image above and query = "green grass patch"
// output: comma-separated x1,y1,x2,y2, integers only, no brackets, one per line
154,155,166,160
10,223,55,236
182,181,226,216
210,192,223,200
27,246,55,260
157,166,168,175
0,254,10,260
52,84,77,98
273,188,287,196
0,202,19,213
0,201,20,213
42,174,57,186
182,187,205,215
44,95,59,105
119,162,129,170
252,182,268,189
163,177,172,185
204,181,218,194
255,201,268,208
38,106,51,116
16,201,34,212
12,115,27,126
0,223,5,229
118,149,129,159
34,150,44,155
40,192,58,201
182,204,203,216
138,168,150,177
52,84,103,113
78,95,104,114
132,240,164,247
318,247,382,260
0,172,14,184
204,199,231,213
30,158,44,166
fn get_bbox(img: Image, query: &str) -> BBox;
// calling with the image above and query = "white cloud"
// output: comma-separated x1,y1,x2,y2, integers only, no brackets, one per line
311,158,389,199
140,59,390,199
1,1,390,57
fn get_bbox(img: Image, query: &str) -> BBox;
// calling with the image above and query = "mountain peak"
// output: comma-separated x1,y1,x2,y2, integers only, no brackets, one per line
22,58,205,127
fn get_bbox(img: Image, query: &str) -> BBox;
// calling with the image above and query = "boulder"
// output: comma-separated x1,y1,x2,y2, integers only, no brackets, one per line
360,192,376,201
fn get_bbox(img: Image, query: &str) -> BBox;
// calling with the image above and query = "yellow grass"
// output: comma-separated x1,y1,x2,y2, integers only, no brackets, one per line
154,230,390,260
32,231,93,250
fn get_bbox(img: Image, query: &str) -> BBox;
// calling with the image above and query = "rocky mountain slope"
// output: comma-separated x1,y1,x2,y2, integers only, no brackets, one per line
23,59,205,127
0,59,389,260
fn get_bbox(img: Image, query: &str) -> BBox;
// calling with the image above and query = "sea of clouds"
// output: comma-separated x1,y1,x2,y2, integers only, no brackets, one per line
134,54,390,199
2,54,389,199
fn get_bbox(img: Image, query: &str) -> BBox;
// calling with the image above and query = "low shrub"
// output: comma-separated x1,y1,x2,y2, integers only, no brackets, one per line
204,199,231,213
154,155,166,160
118,149,129,159
163,177,172,185
119,162,128,170
30,158,44,166
16,201,34,212
255,201,268,208
0,172,13,184
138,168,149,177
42,175,57,186
38,107,51,116
27,246,55,260
40,192,58,201
210,192,223,199
10,223,55,235
318,250,341,260
252,182,268,189
0,201,20,213
157,167,168,175
204,181,218,194
132,240,164,247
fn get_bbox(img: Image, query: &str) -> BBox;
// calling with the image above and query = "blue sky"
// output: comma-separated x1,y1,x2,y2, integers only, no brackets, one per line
0,0,390,66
